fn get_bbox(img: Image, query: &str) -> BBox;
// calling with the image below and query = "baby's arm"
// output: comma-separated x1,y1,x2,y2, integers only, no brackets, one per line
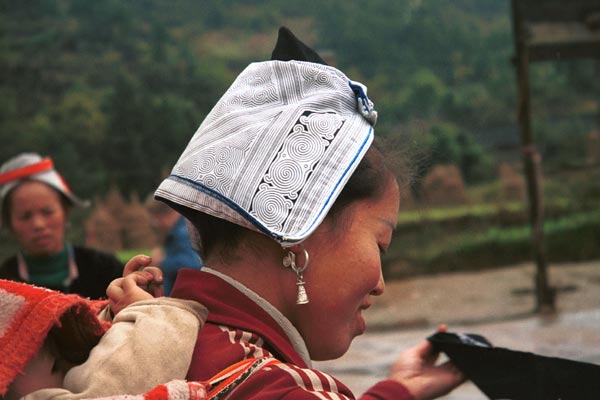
25,297,208,400
62,297,208,397
23,255,207,400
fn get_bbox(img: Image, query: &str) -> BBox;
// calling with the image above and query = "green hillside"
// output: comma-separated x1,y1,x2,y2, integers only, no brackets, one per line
2,0,597,198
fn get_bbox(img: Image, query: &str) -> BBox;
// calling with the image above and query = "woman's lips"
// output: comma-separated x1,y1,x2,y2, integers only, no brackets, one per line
357,303,371,334
32,235,53,246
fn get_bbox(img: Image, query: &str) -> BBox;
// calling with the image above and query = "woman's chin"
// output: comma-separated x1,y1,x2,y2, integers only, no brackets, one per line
357,314,367,335
310,340,352,361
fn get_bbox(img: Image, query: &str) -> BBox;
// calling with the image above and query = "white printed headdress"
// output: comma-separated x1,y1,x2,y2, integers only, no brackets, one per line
155,29,377,246
0,153,89,226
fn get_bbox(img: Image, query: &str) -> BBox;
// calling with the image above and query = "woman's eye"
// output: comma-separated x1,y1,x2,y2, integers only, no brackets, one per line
17,212,32,221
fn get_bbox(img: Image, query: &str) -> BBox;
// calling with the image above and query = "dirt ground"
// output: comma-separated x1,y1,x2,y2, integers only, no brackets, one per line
367,260,600,330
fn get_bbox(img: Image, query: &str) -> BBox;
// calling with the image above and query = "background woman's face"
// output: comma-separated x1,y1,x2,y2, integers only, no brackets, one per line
294,178,400,361
9,181,67,256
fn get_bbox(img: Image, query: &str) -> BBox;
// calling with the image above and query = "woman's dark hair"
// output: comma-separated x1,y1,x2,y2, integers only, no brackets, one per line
329,139,392,220
176,136,412,260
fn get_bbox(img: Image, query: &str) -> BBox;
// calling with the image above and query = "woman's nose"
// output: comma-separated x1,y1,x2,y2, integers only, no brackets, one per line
371,273,385,296
31,214,46,229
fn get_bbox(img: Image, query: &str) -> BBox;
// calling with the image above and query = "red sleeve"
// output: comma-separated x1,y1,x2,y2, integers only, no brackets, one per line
359,380,415,400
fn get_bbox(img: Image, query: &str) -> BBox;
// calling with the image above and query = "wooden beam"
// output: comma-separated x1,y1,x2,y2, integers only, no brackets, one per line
511,0,556,313
515,0,600,23
513,0,600,61
527,20,600,61
528,42,600,61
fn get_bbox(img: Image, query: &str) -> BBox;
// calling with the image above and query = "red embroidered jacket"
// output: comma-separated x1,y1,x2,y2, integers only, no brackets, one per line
170,269,414,400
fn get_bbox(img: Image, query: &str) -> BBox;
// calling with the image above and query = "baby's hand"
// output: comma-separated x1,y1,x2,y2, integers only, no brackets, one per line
123,254,164,298
106,255,164,315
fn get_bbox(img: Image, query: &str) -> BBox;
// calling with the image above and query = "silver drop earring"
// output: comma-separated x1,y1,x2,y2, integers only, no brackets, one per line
282,246,310,305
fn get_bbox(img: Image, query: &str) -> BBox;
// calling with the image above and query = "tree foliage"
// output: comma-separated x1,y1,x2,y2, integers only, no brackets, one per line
1,0,597,199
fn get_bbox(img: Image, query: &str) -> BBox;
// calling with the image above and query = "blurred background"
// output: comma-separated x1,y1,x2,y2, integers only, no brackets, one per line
1,0,599,281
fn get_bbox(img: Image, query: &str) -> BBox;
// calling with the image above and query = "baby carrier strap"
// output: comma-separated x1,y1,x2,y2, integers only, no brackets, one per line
134,356,282,400
205,356,281,398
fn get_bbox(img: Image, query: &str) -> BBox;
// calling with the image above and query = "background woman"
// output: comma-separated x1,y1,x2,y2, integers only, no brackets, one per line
0,152,123,298
151,28,465,399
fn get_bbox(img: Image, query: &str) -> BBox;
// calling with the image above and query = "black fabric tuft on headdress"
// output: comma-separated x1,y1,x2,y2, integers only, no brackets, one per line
271,26,328,65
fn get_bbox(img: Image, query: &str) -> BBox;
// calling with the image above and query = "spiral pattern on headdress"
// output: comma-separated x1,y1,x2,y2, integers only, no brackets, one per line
214,159,234,181
263,158,305,194
240,68,277,106
302,112,343,140
254,85,278,104
300,68,337,92
251,185,293,228
245,66,272,87
284,129,327,164
195,149,218,175
314,71,335,87
202,173,218,189
300,68,347,93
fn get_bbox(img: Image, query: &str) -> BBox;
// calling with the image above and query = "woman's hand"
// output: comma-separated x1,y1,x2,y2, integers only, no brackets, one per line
388,325,465,400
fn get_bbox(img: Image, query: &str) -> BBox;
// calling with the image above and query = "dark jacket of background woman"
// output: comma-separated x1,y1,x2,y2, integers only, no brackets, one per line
0,246,122,299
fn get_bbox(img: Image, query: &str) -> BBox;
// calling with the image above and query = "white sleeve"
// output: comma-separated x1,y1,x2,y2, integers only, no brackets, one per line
24,297,207,400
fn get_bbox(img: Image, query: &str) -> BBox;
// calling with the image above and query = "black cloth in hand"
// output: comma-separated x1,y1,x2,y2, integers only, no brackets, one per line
428,331,600,400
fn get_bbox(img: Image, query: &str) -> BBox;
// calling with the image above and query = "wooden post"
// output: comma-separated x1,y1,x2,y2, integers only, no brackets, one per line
511,1,555,312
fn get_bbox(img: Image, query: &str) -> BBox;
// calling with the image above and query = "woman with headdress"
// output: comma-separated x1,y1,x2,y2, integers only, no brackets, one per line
0,153,123,299
150,28,465,399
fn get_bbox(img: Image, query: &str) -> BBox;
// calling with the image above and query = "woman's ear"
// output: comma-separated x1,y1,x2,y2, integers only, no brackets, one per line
287,244,303,253
284,244,310,271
